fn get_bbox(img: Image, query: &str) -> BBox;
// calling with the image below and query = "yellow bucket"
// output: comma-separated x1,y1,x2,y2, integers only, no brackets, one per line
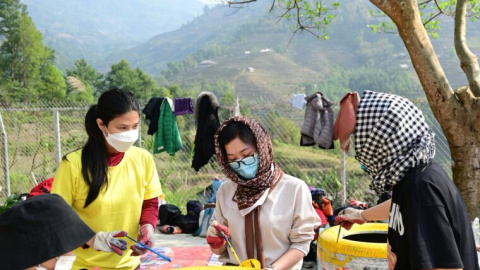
317,223,388,270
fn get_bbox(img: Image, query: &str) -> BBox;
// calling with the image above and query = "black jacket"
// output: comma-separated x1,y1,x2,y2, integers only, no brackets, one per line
142,97,165,135
192,91,220,171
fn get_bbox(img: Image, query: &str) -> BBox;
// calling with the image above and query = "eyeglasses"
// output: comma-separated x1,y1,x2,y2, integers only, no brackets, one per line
229,154,257,169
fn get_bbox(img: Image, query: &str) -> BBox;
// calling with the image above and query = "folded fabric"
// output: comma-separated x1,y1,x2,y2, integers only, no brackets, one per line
174,98,194,116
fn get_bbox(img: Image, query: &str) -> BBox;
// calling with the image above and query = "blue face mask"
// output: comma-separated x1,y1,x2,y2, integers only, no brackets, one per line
229,154,259,180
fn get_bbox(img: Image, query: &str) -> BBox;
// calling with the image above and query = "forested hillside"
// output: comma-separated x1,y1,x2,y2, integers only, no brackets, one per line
3,0,480,104
23,0,207,70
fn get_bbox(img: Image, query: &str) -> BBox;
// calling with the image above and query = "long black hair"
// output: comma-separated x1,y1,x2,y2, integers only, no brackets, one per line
81,88,139,207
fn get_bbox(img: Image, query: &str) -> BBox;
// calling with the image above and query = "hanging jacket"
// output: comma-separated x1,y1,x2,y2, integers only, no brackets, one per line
154,98,183,156
142,97,165,135
192,91,220,171
300,92,334,149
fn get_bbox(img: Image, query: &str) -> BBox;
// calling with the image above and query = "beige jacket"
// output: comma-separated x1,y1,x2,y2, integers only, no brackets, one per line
213,174,321,270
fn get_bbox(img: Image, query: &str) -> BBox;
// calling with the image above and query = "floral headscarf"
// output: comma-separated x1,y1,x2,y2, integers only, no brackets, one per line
214,116,283,210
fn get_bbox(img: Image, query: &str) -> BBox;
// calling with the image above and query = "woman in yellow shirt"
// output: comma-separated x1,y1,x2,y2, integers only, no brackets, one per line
52,88,163,270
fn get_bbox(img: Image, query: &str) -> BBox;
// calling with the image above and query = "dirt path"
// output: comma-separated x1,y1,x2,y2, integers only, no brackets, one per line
153,230,208,248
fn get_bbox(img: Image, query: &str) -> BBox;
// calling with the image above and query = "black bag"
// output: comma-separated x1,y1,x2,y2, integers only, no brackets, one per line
158,204,182,226
174,215,200,234
174,200,203,233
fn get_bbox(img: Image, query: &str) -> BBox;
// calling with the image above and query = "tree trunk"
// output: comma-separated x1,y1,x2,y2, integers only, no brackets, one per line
450,129,480,218
370,0,480,218
454,0,480,97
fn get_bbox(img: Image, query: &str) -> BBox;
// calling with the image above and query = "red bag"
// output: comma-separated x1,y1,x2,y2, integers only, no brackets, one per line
27,178,54,198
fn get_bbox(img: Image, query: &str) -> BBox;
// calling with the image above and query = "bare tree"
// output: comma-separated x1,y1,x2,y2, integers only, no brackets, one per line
226,0,480,218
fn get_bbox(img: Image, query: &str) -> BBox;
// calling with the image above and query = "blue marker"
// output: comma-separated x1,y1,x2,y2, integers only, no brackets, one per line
125,235,172,262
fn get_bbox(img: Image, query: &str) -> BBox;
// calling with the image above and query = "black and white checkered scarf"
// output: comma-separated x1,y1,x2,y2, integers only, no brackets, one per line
354,91,436,194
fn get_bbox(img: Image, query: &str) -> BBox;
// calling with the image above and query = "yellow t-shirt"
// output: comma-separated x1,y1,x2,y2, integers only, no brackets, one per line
52,146,163,270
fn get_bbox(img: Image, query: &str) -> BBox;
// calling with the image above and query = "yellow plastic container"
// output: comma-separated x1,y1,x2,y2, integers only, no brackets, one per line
317,223,388,270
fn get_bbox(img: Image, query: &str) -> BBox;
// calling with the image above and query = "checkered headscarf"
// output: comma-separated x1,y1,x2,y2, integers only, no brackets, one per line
354,91,436,194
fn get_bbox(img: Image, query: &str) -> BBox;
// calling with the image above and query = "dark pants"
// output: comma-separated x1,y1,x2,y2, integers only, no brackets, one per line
304,241,317,262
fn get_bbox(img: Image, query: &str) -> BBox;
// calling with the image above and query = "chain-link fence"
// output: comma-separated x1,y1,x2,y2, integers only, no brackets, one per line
0,97,452,209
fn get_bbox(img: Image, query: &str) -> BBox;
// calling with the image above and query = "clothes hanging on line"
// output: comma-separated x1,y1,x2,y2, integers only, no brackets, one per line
192,91,220,171
174,98,194,116
290,93,307,109
142,97,165,135
300,92,334,149
154,97,183,156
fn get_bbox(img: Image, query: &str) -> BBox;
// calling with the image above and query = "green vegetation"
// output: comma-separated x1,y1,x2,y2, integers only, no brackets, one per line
0,0,57,103
0,0,455,209
0,193,25,214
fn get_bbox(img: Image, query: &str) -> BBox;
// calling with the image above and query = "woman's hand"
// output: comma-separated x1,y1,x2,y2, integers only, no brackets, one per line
335,208,368,230
130,224,155,256
92,231,128,255
206,221,229,249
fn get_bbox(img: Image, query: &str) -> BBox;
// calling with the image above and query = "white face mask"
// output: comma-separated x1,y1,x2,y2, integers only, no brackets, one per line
104,128,139,152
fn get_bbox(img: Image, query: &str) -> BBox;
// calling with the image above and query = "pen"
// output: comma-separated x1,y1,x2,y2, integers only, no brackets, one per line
125,235,172,262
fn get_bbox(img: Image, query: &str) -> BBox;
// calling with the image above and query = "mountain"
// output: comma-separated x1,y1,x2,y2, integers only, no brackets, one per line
24,0,480,98
22,0,208,70
104,2,397,70
103,1,417,99
118,1,478,97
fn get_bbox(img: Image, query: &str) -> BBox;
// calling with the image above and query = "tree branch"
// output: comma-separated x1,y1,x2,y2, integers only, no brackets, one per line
454,86,475,107
433,0,454,16
419,0,433,6
370,0,453,103
454,0,480,97
423,11,442,26
226,0,256,7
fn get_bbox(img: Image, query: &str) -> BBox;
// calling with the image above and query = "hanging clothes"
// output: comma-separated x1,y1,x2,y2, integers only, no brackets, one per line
174,98,194,116
192,91,220,171
142,97,165,135
333,92,360,151
300,92,334,149
154,98,183,156
289,93,307,109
